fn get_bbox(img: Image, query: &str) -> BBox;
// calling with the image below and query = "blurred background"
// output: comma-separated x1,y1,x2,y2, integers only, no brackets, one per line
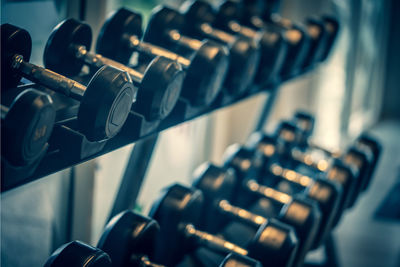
1,0,399,266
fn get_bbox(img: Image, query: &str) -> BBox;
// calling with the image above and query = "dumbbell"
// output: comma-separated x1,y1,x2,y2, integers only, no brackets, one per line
98,210,262,267
247,132,357,225
192,162,299,267
185,0,288,86
150,183,294,267
291,112,381,191
45,19,184,122
238,0,311,78
97,8,228,108
274,121,374,206
1,89,55,166
1,23,135,141
44,240,112,266
170,4,261,96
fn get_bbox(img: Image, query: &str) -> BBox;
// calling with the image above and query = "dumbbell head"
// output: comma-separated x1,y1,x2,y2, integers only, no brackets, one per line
149,183,203,265
143,6,229,106
355,133,381,191
44,241,112,267
44,19,92,77
76,65,134,141
98,210,160,267
192,162,236,229
1,23,32,89
327,158,358,226
320,16,339,62
292,111,315,144
302,18,329,69
343,145,373,206
96,8,143,64
2,89,56,166
220,253,262,267
181,1,261,96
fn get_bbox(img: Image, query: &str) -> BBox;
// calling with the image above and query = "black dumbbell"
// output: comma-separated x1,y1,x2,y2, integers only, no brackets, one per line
189,0,288,86
222,147,323,255
192,162,298,267
173,3,261,96
1,23,135,141
45,19,184,122
1,89,55,166
44,240,112,267
150,183,293,267
97,8,229,108
247,132,357,226
99,210,263,267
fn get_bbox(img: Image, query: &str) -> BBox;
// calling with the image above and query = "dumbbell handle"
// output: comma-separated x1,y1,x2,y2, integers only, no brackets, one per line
183,224,248,256
291,148,331,172
225,20,259,39
197,22,236,44
245,180,292,205
269,163,314,187
73,45,144,85
12,54,86,101
218,200,267,227
123,34,191,67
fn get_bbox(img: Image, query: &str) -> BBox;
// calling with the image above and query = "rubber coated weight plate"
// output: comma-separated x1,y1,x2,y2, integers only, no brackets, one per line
45,241,112,267
1,24,32,90
2,89,56,165
77,65,135,141
96,8,143,64
143,6,186,47
98,211,159,267
44,19,92,76
182,40,229,106
136,56,184,121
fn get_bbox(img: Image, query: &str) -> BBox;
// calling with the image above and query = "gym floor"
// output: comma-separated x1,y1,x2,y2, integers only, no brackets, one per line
319,120,400,267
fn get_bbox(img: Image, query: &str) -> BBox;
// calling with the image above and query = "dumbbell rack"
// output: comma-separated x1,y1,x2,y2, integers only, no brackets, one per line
2,59,341,267
1,73,282,193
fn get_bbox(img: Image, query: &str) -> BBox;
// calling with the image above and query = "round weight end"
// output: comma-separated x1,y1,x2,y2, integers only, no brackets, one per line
2,89,56,166
149,183,204,266
98,210,159,267
78,65,136,141
44,19,92,76
44,241,112,267
226,36,260,96
143,6,185,47
307,178,342,248
183,40,229,106
255,29,288,84
1,23,32,90
96,8,142,64
280,197,322,251
136,56,184,121
248,218,298,267
193,162,236,201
